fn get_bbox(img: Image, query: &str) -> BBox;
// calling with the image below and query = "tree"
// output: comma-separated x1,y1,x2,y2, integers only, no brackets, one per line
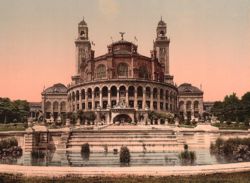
84,111,96,122
0,98,29,123
0,98,15,123
13,100,29,122
211,92,250,123
241,92,250,121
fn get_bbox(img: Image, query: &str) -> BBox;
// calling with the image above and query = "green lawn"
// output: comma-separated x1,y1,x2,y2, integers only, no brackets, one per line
1,172,250,183
0,123,26,131
212,123,249,130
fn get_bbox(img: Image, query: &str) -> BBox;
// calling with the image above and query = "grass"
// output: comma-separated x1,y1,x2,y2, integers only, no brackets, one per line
0,123,26,131
1,172,250,183
178,124,196,128
212,123,249,130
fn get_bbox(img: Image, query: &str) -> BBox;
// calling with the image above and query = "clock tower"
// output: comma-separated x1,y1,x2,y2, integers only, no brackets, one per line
154,18,173,84
73,17,92,83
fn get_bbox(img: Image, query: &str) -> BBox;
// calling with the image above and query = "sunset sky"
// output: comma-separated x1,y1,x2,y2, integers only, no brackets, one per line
0,0,249,102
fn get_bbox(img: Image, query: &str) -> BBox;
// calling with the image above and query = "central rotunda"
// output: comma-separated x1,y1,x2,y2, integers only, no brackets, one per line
66,18,178,125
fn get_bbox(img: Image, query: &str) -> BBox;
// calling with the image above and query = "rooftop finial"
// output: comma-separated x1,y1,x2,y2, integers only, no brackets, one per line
119,32,125,40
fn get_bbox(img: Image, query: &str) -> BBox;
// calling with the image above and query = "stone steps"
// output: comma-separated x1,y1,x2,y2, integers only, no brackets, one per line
66,152,178,166
69,139,177,143
67,130,182,152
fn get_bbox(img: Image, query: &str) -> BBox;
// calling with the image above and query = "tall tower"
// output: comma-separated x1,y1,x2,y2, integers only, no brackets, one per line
74,17,92,77
154,18,173,83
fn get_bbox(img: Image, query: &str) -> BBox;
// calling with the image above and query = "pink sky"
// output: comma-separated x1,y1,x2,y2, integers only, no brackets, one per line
0,0,249,102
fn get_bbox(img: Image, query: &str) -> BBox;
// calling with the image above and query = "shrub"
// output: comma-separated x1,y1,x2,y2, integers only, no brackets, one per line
31,151,45,159
185,120,191,125
178,144,196,165
184,144,188,151
210,137,250,162
81,143,90,154
119,146,130,165
0,137,18,149
81,143,90,160
103,144,108,153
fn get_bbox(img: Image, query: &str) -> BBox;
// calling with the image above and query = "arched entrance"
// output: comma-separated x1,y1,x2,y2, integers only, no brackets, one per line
113,114,132,124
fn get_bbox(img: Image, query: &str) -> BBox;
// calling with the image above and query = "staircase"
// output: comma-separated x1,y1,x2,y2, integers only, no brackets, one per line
66,151,179,167
67,129,183,152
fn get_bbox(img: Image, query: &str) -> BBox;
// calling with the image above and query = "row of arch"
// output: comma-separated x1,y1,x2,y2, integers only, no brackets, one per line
179,100,200,112
68,85,177,112
45,101,67,112
69,86,177,102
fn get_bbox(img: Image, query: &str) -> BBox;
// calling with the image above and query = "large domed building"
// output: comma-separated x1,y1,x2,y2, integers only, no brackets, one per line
41,18,204,124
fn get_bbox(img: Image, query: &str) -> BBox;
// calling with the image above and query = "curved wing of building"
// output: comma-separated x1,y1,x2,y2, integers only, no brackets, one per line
41,18,204,125
68,17,177,125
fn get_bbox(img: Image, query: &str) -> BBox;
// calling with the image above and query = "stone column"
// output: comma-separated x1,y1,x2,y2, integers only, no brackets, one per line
42,98,45,115
142,87,146,110
58,103,61,116
150,88,153,110
168,92,171,112
117,89,120,105
131,57,134,78
108,89,111,106
183,101,187,120
125,89,129,107
106,112,110,124
152,60,155,80
79,90,82,110
134,88,138,109
199,99,204,118
51,101,54,116
157,119,161,125
96,111,100,123
191,101,194,120
92,91,94,110
157,89,160,111
99,91,102,108
85,91,88,111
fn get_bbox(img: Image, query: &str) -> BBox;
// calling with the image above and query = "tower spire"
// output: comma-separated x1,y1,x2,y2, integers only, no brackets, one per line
154,18,171,81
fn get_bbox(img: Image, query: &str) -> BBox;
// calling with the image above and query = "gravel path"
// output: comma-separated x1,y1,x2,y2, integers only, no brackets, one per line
1,162,250,177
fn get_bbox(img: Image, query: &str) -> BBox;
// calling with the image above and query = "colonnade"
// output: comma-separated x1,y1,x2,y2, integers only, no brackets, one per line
179,100,203,120
68,85,178,113
44,101,67,119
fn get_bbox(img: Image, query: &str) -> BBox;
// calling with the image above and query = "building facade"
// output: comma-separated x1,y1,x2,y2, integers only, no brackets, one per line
41,18,205,124
41,83,67,123
67,18,178,125
178,83,204,121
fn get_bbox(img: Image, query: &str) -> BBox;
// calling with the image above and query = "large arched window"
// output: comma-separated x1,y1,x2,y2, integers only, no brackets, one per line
45,101,51,111
138,66,149,79
53,101,59,112
117,63,128,77
60,101,66,112
96,64,106,79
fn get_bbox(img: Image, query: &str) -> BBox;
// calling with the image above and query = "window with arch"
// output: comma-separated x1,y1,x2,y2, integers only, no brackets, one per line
194,101,199,110
80,30,85,36
96,64,106,79
117,63,128,77
138,66,149,79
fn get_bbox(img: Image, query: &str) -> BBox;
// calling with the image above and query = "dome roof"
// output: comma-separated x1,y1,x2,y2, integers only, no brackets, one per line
108,40,137,55
78,17,87,26
158,19,166,26
43,83,67,94
178,83,203,95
